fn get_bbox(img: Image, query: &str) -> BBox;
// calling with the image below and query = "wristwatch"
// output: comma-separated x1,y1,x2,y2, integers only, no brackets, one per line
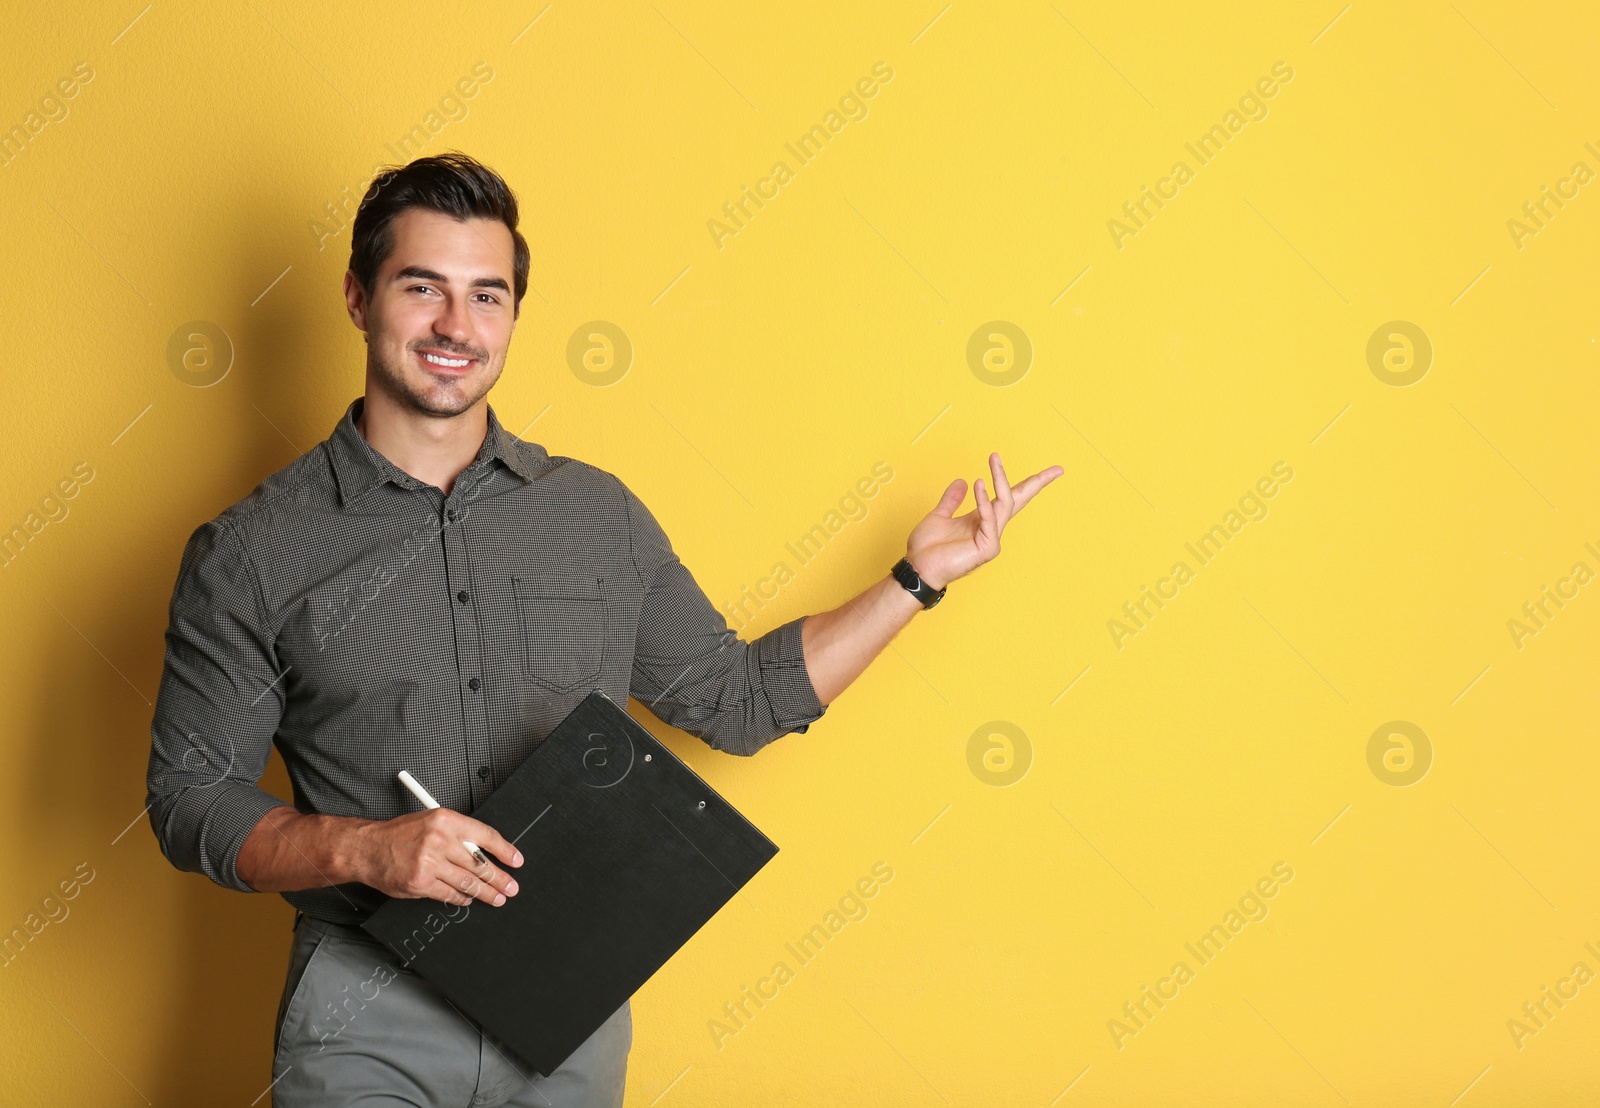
891,556,946,609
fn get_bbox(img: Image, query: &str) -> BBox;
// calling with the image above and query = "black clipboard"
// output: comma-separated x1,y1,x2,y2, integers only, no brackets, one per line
361,689,779,1076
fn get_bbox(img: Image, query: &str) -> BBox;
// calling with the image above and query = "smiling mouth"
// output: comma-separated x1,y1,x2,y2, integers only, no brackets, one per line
417,350,476,371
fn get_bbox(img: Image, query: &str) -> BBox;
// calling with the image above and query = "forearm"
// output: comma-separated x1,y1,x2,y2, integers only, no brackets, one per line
234,805,374,894
799,568,927,706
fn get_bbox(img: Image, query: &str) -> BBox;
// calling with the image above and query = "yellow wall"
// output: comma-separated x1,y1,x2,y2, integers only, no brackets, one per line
3,1,1597,1103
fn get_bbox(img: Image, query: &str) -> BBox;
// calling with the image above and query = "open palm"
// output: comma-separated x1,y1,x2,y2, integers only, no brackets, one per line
906,452,1064,590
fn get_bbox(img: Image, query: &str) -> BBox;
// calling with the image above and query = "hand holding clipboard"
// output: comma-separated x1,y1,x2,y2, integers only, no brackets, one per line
338,771,526,909
363,689,781,1077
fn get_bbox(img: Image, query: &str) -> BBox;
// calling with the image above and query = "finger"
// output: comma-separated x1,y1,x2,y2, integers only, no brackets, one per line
974,477,997,543
446,859,512,907
424,879,460,906
428,877,475,908
1007,465,1065,511
450,847,518,901
462,818,524,869
989,453,1015,524
931,478,966,520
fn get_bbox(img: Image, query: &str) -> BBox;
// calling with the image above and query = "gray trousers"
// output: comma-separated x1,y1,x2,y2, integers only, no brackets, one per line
272,912,632,1107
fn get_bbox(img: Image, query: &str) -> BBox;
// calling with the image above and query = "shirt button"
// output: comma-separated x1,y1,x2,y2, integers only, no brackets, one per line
467,677,481,691
446,508,458,521
477,765,490,781
457,590,470,604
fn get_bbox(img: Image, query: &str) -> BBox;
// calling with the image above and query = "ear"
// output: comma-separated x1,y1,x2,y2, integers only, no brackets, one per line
343,270,369,333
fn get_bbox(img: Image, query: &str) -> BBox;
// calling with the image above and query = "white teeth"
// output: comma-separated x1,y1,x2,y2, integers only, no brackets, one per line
422,352,470,367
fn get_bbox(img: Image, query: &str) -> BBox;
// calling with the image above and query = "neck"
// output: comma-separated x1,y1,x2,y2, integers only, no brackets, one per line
356,386,488,497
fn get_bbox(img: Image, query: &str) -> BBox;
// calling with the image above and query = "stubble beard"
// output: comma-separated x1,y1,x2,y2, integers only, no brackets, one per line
368,340,499,419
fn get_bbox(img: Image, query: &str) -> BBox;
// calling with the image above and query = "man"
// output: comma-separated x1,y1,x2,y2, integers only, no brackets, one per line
145,151,1061,1106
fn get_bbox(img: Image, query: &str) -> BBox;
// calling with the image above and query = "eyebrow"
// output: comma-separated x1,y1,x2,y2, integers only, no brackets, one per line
392,265,510,294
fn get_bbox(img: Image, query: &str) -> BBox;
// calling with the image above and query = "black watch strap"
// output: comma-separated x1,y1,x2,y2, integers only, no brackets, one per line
891,557,946,609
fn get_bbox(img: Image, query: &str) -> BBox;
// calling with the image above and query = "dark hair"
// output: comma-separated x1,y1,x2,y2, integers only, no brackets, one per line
348,150,530,317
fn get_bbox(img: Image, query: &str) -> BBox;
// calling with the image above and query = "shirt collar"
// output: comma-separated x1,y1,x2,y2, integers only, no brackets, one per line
327,396,548,508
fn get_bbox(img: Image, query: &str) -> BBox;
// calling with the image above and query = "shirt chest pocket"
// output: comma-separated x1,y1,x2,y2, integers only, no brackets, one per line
513,575,607,692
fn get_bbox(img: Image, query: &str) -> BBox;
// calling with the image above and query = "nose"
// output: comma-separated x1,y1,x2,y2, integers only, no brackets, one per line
435,293,473,349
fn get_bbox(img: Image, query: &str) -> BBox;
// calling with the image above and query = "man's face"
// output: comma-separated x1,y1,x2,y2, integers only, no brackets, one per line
344,208,518,418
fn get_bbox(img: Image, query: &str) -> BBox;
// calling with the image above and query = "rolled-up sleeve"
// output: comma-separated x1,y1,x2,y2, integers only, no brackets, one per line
621,481,827,756
145,517,291,892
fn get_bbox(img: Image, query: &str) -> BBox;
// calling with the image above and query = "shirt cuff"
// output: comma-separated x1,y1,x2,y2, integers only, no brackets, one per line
757,614,828,735
151,782,293,894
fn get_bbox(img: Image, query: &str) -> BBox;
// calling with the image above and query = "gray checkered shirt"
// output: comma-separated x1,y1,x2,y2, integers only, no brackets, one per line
145,396,826,925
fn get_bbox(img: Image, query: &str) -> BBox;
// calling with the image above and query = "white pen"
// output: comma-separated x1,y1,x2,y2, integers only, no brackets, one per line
397,769,494,868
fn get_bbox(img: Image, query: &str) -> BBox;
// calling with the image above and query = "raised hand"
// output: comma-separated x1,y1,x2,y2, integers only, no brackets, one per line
904,453,1063,590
